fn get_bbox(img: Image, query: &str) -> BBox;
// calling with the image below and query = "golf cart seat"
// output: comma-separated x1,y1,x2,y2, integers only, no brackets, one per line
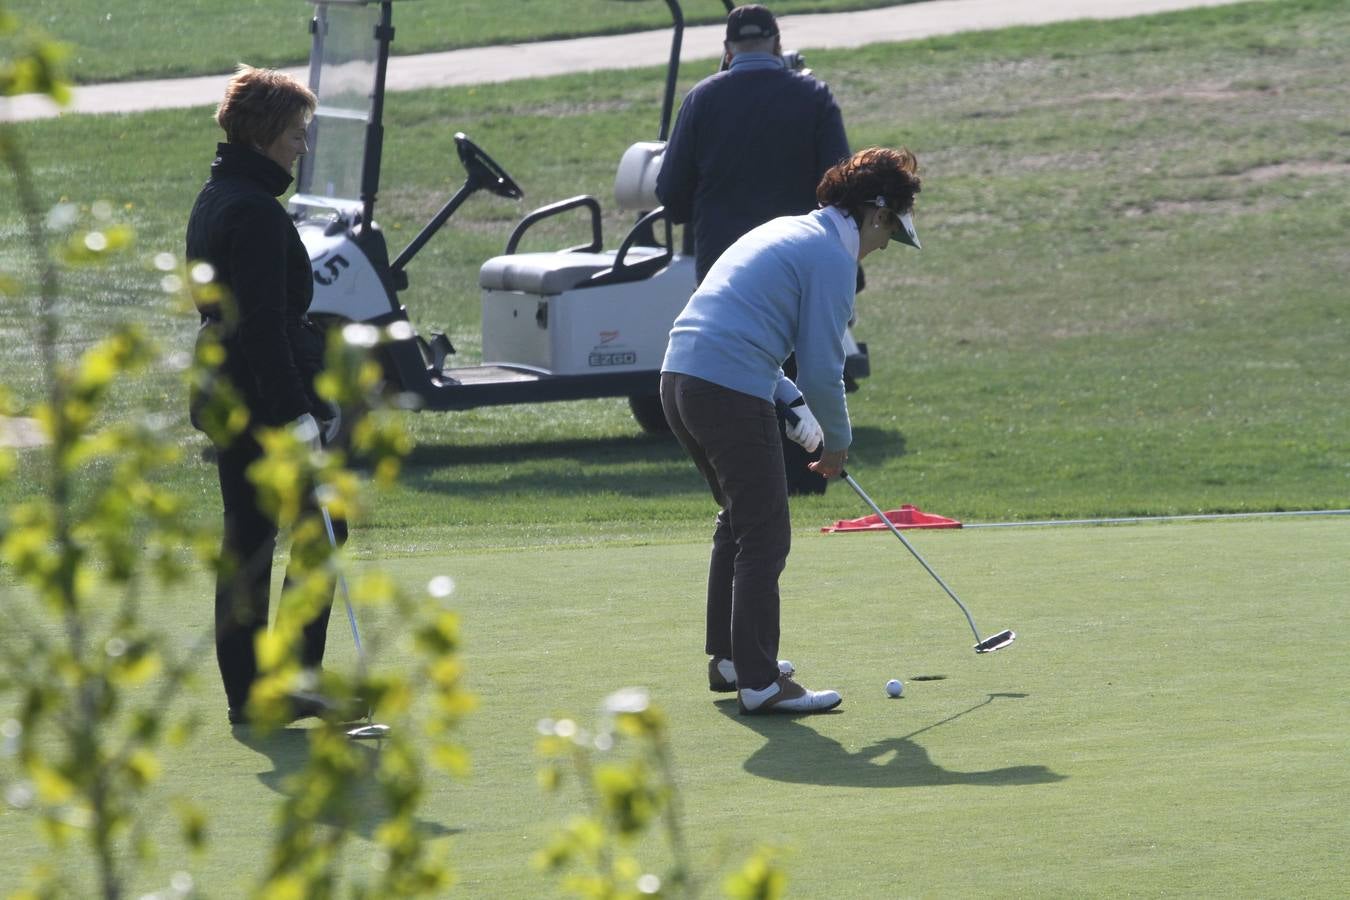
478,141,695,376
478,141,672,295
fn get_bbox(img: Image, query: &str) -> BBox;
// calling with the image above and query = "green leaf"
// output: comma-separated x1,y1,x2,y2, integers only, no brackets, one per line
124,749,161,788
1,38,72,104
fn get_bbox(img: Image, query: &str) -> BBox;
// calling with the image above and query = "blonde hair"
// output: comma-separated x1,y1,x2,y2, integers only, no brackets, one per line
215,64,317,149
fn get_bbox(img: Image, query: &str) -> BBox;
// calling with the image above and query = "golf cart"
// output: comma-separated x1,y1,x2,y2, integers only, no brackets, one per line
294,0,869,432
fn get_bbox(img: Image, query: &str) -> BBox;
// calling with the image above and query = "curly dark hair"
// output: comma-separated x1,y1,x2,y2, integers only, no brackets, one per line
816,147,921,224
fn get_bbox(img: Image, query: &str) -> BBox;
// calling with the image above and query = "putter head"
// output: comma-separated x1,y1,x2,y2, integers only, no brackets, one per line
974,629,1016,653
346,723,391,740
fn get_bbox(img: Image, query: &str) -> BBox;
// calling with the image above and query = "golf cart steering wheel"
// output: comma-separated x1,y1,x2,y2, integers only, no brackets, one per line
455,133,523,200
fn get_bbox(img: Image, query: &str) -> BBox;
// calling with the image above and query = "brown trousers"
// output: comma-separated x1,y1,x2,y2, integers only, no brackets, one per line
661,373,790,691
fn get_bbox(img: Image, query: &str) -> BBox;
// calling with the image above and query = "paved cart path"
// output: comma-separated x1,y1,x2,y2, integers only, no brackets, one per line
5,0,1254,122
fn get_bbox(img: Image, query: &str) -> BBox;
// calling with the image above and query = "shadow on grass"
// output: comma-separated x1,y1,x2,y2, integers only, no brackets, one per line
232,727,460,839
403,431,685,470
717,692,1066,788
396,425,906,499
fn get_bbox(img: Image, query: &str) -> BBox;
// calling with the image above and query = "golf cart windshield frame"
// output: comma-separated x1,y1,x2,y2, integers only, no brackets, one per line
293,0,401,222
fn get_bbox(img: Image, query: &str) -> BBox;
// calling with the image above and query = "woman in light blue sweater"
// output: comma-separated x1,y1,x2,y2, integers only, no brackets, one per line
661,146,922,715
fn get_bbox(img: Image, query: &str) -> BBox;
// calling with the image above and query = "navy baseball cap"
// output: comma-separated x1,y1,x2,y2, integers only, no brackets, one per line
726,5,779,42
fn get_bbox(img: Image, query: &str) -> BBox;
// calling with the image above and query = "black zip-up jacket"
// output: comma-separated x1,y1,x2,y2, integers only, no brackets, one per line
186,142,321,429
656,56,850,283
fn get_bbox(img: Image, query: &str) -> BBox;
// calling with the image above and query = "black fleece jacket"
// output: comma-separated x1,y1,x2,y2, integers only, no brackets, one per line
186,142,319,428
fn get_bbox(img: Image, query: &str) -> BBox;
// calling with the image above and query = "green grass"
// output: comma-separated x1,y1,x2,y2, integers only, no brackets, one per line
2,518,1346,895
11,0,917,84
3,2,1350,893
2,0,1345,545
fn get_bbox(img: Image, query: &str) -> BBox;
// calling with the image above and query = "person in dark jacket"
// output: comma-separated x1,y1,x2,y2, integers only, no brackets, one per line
656,5,852,496
655,4,851,284
186,65,342,726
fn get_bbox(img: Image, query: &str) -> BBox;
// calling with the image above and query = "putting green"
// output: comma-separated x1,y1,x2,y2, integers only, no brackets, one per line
1,517,1345,896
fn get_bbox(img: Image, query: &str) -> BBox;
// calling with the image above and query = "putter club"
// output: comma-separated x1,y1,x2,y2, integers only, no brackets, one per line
318,504,391,740
839,471,1016,654
318,505,367,663
774,401,1014,652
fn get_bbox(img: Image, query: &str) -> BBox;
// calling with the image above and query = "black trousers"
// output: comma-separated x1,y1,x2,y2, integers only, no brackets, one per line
661,373,790,692
213,431,344,709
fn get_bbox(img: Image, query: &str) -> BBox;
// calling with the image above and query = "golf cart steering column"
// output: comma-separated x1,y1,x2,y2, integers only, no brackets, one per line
391,133,522,273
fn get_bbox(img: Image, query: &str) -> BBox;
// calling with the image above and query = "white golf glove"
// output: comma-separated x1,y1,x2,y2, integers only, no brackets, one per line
292,412,323,452
784,401,823,453
319,407,341,446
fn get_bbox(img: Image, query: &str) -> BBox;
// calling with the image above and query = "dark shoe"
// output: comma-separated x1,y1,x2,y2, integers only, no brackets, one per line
286,691,335,722
709,657,795,692
709,657,738,692
227,692,365,726
738,673,841,715
288,690,370,723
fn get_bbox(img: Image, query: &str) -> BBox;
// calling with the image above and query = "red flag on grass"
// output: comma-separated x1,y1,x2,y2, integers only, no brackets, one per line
822,504,962,533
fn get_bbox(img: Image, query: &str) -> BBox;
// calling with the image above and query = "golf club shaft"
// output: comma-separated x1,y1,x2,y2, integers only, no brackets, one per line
318,503,385,736
318,504,364,663
840,472,984,643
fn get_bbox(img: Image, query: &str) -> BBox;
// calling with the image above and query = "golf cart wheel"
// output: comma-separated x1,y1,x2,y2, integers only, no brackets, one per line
628,394,671,434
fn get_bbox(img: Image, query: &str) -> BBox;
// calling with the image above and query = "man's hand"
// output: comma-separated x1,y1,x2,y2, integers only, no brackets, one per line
292,413,322,453
808,448,848,479
784,402,823,452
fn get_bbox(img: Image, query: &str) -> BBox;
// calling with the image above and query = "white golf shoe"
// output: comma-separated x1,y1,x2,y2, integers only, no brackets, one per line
709,656,796,692
737,673,842,715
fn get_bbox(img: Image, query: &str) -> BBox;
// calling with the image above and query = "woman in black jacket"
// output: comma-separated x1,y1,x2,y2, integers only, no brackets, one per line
187,65,342,726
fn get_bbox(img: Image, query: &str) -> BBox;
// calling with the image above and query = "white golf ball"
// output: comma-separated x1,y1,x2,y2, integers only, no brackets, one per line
778,659,795,677
885,678,904,698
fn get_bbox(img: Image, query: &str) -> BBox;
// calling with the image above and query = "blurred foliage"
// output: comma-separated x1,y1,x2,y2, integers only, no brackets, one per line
535,689,787,899
4,7,790,898
0,3,69,103
3,41,219,883
2,4,470,897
